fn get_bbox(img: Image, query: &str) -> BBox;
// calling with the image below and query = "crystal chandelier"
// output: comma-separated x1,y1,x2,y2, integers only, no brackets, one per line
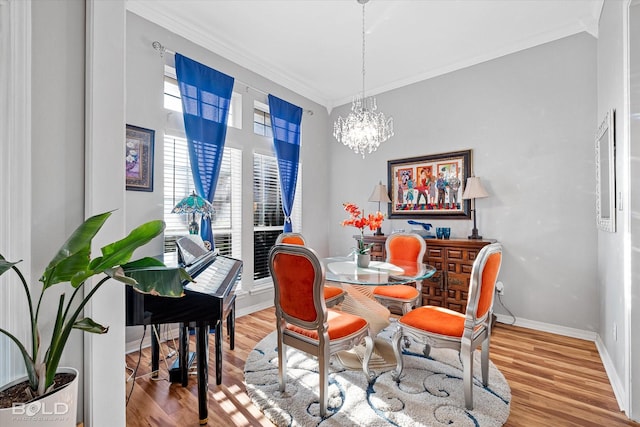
333,0,394,158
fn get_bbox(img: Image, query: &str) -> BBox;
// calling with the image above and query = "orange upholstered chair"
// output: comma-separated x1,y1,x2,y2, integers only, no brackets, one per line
372,232,427,314
391,242,503,410
268,244,374,417
275,232,346,307
275,232,306,246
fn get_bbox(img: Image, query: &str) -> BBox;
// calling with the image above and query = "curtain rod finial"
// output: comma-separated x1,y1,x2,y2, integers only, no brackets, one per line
152,41,166,57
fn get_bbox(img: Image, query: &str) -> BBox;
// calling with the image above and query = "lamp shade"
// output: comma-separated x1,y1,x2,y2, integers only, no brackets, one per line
462,177,489,200
171,191,215,218
368,182,392,203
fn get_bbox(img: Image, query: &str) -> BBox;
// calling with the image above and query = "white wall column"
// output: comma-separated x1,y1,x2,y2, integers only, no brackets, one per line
84,0,126,425
0,0,31,386
627,0,640,420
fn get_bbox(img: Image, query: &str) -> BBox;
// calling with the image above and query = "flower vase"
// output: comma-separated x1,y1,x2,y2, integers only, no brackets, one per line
357,253,371,268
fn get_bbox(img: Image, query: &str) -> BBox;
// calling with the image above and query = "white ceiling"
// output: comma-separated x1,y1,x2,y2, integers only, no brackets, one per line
127,0,603,112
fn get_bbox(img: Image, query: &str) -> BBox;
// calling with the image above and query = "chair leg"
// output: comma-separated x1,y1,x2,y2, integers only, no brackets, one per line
461,343,474,410
400,303,413,350
481,337,490,387
391,326,404,381
362,336,375,382
277,330,286,392
319,342,329,417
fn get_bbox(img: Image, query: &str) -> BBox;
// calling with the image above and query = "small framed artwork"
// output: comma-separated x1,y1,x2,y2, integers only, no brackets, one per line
125,124,155,192
387,150,472,219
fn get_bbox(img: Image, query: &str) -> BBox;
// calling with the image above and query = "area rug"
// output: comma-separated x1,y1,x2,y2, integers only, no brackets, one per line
244,325,511,426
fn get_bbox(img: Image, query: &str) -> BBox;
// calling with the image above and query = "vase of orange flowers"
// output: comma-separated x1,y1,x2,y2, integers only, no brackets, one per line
341,203,384,268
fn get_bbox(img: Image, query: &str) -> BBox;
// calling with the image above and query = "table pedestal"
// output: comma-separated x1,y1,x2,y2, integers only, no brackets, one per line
339,283,391,335
333,283,397,370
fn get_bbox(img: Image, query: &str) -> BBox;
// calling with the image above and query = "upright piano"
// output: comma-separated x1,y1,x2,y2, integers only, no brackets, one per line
125,242,242,425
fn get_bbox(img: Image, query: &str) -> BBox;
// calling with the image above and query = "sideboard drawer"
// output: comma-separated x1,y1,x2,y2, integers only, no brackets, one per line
369,242,385,260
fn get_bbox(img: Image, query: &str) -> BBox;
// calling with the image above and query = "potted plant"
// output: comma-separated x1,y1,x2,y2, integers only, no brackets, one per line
0,211,188,425
341,202,384,268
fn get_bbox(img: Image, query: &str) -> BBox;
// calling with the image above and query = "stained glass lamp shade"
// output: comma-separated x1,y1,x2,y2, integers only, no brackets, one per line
171,191,215,234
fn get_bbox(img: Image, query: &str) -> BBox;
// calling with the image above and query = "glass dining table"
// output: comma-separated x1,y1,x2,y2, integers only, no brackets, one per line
321,256,436,335
320,256,436,369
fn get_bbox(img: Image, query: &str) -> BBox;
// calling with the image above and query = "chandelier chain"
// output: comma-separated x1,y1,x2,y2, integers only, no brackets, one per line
361,1,366,100
333,0,394,158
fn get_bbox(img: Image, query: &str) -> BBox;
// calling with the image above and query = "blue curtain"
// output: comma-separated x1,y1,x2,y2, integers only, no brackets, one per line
175,53,234,245
268,95,302,233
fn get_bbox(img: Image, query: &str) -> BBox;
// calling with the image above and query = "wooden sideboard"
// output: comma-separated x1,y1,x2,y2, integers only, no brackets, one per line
358,235,496,314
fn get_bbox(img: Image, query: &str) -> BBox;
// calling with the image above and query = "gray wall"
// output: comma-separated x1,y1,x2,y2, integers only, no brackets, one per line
329,33,599,332
125,19,166,257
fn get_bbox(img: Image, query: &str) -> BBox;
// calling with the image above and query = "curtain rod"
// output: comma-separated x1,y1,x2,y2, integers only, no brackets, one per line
152,41,314,115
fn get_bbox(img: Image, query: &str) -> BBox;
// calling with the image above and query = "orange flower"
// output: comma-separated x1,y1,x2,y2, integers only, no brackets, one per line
341,203,385,254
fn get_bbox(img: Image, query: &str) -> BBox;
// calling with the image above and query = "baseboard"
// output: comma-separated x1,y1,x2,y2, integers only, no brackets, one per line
125,325,181,354
595,334,626,412
236,299,273,318
494,313,597,341
236,282,275,317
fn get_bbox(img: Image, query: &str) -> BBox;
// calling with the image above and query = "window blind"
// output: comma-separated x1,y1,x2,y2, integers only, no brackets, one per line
253,153,301,280
164,135,242,259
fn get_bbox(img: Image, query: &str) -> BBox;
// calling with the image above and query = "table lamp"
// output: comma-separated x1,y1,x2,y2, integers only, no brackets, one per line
461,176,489,240
171,191,215,235
368,181,392,236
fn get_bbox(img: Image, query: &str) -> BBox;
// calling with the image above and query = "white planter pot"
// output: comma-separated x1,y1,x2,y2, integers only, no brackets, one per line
356,253,371,268
0,367,78,427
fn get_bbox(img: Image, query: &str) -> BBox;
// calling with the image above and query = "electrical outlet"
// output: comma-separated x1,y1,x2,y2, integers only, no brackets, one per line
495,281,504,295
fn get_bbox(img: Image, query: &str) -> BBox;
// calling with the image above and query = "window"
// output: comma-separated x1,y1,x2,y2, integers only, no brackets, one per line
164,135,242,260
163,64,303,289
253,101,273,137
164,65,242,129
253,153,302,281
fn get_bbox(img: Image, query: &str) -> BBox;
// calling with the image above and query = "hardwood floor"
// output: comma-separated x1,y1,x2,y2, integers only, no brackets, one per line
125,307,639,427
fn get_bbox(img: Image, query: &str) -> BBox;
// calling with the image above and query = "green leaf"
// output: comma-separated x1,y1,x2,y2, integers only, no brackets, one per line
40,212,112,288
0,327,38,389
73,317,109,334
49,249,92,289
90,220,165,273
123,266,187,297
104,267,138,286
0,256,22,277
122,257,166,269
